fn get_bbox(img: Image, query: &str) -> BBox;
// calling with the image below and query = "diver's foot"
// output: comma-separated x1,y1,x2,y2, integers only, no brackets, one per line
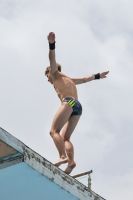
54,157,68,167
64,161,76,174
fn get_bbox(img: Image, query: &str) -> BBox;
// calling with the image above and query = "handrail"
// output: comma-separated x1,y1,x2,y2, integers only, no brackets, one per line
72,170,93,189
72,170,93,178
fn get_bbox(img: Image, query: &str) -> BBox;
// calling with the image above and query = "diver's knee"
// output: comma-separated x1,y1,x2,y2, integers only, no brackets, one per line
62,135,70,142
49,129,54,137
50,129,60,137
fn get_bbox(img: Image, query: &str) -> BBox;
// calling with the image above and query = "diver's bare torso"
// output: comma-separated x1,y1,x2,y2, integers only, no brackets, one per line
50,71,78,101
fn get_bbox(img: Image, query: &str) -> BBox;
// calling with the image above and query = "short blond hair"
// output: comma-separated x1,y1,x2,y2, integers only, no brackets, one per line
44,63,61,76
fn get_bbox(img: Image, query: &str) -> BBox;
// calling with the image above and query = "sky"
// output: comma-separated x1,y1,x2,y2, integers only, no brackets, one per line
0,0,133,199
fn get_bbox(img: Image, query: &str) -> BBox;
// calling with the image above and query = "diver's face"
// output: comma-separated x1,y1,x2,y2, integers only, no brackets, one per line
47,73,53,84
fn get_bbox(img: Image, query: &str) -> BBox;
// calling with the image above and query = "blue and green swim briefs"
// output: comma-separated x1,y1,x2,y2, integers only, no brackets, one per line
62,97,82,116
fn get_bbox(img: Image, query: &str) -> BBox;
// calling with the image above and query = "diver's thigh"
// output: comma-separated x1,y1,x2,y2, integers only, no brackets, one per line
61,115,81,140
51,102,73,132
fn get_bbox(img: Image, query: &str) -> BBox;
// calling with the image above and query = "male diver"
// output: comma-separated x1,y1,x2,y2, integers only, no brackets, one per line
45,32,109,174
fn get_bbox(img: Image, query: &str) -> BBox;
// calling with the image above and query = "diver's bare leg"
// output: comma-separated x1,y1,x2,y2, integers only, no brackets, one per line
61,115,80,174
50,102,72,167
64,140,76,174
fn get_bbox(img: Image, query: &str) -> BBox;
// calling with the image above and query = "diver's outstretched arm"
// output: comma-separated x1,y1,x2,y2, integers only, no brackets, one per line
71,71,109,85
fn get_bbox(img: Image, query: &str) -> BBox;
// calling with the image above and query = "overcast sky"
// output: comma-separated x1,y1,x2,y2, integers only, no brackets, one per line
0,0,133,199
